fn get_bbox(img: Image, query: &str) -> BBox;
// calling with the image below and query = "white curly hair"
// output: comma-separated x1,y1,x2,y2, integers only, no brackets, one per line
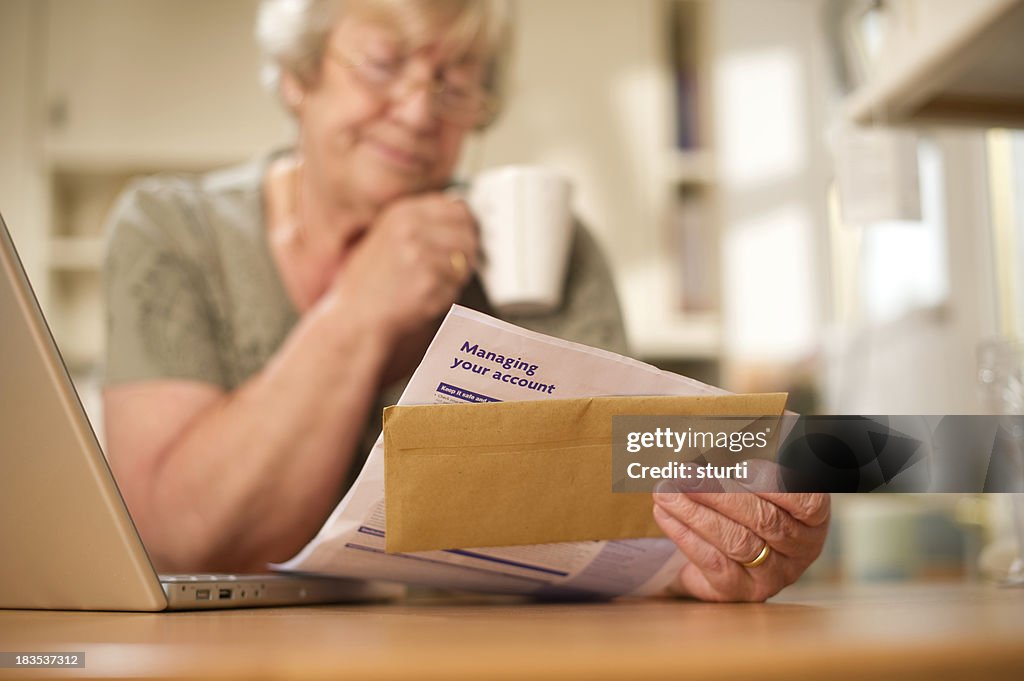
256,0,512,127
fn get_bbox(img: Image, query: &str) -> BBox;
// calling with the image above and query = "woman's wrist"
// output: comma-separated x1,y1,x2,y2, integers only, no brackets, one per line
313,290,396,372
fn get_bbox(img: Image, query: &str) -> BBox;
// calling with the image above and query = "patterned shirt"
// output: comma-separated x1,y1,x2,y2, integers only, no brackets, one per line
103,153,628,491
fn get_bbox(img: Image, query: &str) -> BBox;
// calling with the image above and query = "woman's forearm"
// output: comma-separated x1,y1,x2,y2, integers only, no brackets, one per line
142,297,392,572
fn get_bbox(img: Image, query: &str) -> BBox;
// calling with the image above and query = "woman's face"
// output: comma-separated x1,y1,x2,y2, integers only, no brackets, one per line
293,12,486,211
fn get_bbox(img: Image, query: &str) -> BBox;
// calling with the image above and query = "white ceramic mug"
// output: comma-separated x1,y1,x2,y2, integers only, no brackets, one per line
467,166,573,316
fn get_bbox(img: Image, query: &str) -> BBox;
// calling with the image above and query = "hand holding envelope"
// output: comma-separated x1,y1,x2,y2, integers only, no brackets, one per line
384,394,829,603
278,306,829,602
652,472,830,602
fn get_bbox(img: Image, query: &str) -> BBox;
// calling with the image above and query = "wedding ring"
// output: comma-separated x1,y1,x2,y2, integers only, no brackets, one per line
741,543,771,569
450,250,468,278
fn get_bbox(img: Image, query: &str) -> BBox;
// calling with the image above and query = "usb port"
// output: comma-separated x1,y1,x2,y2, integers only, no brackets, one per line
195,589,210,600
218,588,232,600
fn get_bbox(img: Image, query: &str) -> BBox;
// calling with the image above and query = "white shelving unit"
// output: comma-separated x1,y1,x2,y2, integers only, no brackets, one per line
619,0,723,366
33,0,291,371
845,0,1024,128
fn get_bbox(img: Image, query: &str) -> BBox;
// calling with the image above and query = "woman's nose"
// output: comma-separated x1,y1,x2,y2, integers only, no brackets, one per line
388,64,444,130
390,83,441,131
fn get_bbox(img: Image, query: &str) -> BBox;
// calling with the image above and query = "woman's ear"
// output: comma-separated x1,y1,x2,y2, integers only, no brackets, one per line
280,70,307,114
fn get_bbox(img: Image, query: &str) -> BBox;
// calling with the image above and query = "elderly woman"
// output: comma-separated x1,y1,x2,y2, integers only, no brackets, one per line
102,0,828,602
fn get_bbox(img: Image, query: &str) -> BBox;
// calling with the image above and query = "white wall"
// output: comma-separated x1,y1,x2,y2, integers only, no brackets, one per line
43,0,292,164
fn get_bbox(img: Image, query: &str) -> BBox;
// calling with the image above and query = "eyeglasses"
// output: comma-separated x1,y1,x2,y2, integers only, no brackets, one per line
326,44,492,127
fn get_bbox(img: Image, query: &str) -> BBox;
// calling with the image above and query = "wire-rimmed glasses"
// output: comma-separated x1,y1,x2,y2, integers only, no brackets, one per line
326,44,492,127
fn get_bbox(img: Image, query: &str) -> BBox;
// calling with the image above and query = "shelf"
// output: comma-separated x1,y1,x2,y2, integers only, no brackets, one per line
663,148,716,185
630,311,721,361
845,0,1024,128
44,144,256,175
49,237,105,271
619,258,721,361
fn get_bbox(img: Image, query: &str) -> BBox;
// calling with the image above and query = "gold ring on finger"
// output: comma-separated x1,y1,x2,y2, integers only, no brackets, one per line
741,542,771,569
450,250,468,278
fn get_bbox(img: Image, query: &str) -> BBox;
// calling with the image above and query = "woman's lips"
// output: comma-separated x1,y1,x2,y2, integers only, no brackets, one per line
368,138,427,173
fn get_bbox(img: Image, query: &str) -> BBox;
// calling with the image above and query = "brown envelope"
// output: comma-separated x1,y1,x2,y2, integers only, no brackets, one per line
383,393,787,553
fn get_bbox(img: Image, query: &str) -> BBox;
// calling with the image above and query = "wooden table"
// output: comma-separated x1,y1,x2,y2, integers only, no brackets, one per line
1,582,1022,680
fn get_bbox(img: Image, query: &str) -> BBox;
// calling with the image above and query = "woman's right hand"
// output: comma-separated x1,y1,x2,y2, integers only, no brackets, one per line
328,193,479,344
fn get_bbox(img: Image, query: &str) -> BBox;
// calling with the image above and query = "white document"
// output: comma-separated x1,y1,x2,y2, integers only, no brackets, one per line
275,305,730,597
832,125,922,226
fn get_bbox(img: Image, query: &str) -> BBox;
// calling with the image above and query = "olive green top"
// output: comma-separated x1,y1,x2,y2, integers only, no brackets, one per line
103,153,628,489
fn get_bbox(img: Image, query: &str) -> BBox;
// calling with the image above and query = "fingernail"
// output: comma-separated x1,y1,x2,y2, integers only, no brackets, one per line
679,474,723,494
652,504,673,522
653,479,683,503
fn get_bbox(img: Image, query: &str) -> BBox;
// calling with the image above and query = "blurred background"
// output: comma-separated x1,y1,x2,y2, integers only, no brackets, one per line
1,0,1023,586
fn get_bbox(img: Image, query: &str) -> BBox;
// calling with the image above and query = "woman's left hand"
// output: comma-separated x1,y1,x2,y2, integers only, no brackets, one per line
652,487,830,602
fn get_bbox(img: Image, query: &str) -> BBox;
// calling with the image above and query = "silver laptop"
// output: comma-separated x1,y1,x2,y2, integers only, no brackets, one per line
0,212,396,610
